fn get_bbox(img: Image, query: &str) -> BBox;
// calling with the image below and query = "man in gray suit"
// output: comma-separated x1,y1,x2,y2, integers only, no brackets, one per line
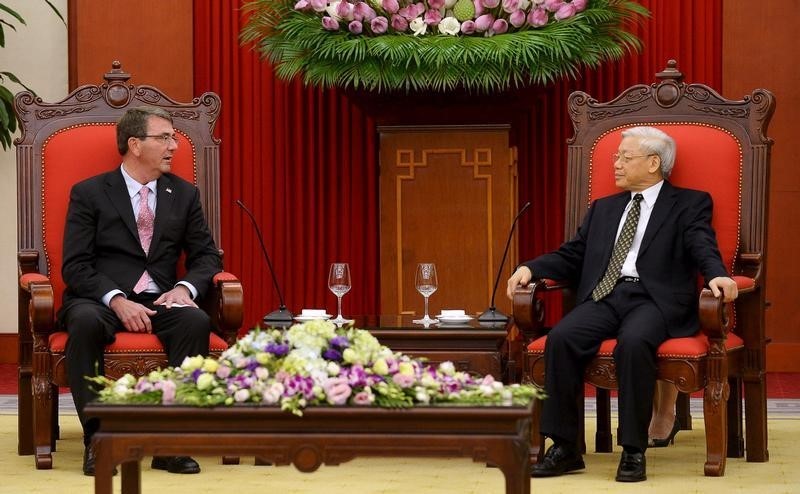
59,106,221,476
507,126,738,482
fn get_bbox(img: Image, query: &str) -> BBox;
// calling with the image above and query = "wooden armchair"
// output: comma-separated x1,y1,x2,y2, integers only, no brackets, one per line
14,62,244,469
511,60,774,476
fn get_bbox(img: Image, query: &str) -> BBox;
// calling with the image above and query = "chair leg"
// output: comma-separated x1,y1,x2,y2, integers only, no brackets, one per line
726,377,744,458
676,391,692,430
702,380,728,476
50,385,59,450
595,388,613,452
743,373,769,462
17,364,33,455
32,356,54,469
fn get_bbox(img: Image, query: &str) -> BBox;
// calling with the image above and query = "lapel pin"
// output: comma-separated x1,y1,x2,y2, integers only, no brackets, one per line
166,187,173,194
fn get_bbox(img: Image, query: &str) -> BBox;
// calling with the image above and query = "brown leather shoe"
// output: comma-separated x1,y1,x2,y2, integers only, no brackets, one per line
151,456,201,474
531,444,585,477
616,450,646,482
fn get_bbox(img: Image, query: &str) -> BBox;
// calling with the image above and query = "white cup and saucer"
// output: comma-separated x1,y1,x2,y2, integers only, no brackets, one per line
435,309,473,325
293,309,332,322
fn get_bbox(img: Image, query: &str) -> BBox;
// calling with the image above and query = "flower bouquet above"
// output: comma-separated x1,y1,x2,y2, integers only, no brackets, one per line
240,0,648,92
91,320,542,415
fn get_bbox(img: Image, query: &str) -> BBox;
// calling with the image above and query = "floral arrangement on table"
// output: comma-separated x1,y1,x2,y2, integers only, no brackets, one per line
91,320,542,415
240,0,648,92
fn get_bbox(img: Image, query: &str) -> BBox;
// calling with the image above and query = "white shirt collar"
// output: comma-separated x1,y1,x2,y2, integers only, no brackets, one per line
120,163,156,198
632,180,663,209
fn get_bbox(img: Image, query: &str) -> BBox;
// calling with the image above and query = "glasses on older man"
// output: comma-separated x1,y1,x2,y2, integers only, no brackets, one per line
139,134,179,145
612,152,655,164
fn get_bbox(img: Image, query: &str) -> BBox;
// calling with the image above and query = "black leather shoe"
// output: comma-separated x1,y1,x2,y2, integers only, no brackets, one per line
151,456,201,474
649,417,680,447
531,444,585,477
616,450,646,482
83,444,118,476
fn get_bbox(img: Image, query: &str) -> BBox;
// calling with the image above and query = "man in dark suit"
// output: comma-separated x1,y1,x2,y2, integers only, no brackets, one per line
59,106,221,476
506,126,738,482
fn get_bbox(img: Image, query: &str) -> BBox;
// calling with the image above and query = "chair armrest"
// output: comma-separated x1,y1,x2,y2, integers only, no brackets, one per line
698,288,732,340
205,271,243,346
511,278,569,338
19,272,55,337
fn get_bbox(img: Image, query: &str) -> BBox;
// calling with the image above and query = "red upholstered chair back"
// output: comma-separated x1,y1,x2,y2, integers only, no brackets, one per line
41,125,196,303
588,125,741,274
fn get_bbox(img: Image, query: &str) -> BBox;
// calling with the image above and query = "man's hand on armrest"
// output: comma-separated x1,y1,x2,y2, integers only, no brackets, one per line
506,266,533,300
109,295,157,333
709,276,738,303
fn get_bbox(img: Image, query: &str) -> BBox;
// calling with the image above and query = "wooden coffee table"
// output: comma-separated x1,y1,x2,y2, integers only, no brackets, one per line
86,402,532,494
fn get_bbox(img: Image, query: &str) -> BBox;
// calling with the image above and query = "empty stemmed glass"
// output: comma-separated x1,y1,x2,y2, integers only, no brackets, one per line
413,263,438,325
328,263,352,324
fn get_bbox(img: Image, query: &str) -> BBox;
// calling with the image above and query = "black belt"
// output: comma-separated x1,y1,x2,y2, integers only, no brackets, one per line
618,276,640,283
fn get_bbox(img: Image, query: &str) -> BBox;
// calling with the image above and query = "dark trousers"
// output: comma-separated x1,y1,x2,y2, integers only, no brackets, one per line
540,280,668,452
61,294,211,445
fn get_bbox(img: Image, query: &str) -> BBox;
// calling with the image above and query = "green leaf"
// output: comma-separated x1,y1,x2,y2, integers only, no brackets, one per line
0,3,26,25
43,0,67,26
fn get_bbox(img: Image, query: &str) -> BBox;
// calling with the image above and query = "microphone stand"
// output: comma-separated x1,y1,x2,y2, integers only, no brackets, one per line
236,200,293,326
478,201,531,323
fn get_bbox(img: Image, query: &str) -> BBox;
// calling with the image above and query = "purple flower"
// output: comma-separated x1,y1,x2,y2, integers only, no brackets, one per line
554,2,576,19
353,2,377,21
330,335,350,348
371,16,389,33
460,20,476,34
424,9,442,26
509,9,526,27
527,7,548,27
322,16,340,30
345,364,368,387
265,342,289,357
348,20,363,33
391,14,408,31
492,18,508,34
323,348,343,361
284,375,315,399
475,14,494,32
382,0,400,14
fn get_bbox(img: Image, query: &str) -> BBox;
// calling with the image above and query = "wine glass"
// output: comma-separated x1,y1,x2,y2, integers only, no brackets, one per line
413,263,438,325
328,263,352,324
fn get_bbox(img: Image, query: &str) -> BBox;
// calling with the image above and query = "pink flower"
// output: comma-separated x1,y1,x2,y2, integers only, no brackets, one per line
509,9,526,27
527,7,548,27
501,0,519,13
294,0,311,11
159,380,176,405
354,2,377,21
322,16,340,30
309,0,327,11
412,2,426,17
475,13,494,32
391,14,408,31
324,377,352,405
572,0,587,11
348,20,363,33
481,0,500,8
428,0,446,9
336,1,355,20
424,9,442,25
543,0,564,11
473,0,484,16
554,2,576,19
392,373,415,388
352,390,375,405
215,365,231,379
492,18,508,34
398,6,414,20
460,20,476,34
382,0,399,13
371,16,389,33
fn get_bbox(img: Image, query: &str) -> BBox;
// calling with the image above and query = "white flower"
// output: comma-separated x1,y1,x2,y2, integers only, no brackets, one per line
201,358,219,373
438,16,460,35
327,361,341,376
410,17,427,36
518,0,530,8
196,372,215,390
438,361,456,376
444,0,458,7
181,355,204,371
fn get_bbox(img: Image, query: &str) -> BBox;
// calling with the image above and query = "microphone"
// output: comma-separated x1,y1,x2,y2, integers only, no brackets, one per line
478,201,531,323
236,199,293,326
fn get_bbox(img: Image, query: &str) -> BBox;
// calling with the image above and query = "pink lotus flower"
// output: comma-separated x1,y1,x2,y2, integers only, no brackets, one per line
544,0,564,11
509,9,526,27
481,0,500,8
309,0,327,11
527,7,548,27
555,2,576,19
354,2,377,21
382,0,400,13
391,14,408,31
429,0,446,9
294,0,310,11
473,0,484,16
348,20,363,33
322,16,340,30
424,9,442,26
475,13,494,32
492,18,509,34
336,1,355,20
460,20,476,34
572,0,587,10
371,16,389,33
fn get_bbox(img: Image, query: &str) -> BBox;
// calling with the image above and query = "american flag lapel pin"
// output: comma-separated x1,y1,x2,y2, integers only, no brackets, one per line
166,187,173,194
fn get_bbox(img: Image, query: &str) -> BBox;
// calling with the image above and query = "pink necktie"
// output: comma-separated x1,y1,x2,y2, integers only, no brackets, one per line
133,186,154,293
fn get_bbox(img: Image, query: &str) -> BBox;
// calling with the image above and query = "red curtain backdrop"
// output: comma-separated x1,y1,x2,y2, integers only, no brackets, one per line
193,0,721,331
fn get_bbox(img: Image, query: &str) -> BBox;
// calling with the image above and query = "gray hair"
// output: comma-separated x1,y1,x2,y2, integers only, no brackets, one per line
116,106,173,155
621,126,676,178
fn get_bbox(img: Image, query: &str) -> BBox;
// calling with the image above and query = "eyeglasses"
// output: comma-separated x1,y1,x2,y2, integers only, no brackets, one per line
139,134,179,145
612,152,655,163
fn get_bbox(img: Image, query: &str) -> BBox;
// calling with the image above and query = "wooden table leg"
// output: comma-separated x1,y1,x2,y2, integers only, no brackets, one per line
93,438,113,494
121,460,142,494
